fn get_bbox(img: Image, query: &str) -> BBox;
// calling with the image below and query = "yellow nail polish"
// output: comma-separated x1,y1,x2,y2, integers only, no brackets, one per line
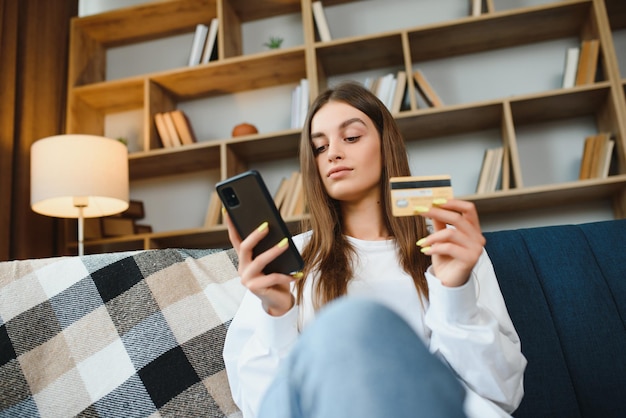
414,206,429,213
291,271,304,279
416,238,427,247
420,246,431,254
432,198,447,206
221,207,226,214
277,237,288,248
257,221,269,232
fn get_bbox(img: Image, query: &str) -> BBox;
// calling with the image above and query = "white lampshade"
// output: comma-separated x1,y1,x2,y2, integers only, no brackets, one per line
31,134,129,218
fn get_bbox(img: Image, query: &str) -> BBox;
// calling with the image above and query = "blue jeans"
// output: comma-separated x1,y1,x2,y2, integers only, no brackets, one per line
259,298,466,418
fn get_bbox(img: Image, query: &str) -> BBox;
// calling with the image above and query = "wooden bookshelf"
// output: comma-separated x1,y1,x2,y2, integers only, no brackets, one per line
65,0,626,253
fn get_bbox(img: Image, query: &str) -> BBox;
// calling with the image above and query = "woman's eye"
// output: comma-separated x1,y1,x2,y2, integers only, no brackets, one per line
345,136,360,142
314,144,328,155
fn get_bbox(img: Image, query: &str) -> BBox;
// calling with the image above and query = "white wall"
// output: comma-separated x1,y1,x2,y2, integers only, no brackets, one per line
83,0,620,233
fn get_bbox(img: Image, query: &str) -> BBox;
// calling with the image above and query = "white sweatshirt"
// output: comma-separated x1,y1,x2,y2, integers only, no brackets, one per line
223,232,527,418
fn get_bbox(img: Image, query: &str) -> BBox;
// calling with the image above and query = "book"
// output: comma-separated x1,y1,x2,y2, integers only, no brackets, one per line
273,177,291,211
413,69,443,107
201,18,219,64
599,138,615,178
471,0,482,16
298,78,309,128
476,148,494,194
162,111,182,146
374,73,394,109
312,1,332,42
486,147,504,192
579,133,614,179
575,39,600,86
390,71,408,115
290,79,310,128
188,23,209,66
280,171,301,218
385,75,398,110
170,110,197,145
476,147,503,193
204,190,222,227
562,47,580,88
284,172,303,217
578,134,595,179
290,178,306,216
154,113,173,148
290,84,301,129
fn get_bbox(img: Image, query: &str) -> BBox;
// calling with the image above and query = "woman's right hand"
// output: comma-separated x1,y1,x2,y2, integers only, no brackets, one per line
223,210,296,316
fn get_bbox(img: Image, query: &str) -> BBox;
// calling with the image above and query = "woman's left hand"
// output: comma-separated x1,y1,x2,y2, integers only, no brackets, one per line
415,199,486,287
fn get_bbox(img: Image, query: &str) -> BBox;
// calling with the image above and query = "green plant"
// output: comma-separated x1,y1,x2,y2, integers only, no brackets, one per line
263,36,284,49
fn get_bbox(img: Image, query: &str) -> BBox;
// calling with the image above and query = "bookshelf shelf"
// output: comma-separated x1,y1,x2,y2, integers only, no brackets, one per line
64,0,626,254
129,141,222,180
152,48,307,98
468,175,626,214
73,78,144,110
407,1,590,61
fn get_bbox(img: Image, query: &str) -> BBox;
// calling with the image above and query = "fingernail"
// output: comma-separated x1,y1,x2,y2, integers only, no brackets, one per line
221,207,227,215
291,271,304,279
277,237,288,248
414,206,429,213
416,238,427,247
257,221,269,232
420,246,431,254
432,198,447,206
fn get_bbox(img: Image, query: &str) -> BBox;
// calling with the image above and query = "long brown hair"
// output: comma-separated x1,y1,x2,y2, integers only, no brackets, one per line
295,81,431,310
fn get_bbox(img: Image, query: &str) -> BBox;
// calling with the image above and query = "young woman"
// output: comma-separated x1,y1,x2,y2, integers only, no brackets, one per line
223,81,527,418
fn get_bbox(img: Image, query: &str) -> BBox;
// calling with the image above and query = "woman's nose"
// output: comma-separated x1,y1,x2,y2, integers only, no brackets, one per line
327,141,344,161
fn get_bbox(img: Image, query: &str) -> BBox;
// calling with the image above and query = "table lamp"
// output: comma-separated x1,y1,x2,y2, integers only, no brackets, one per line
31,134,129,256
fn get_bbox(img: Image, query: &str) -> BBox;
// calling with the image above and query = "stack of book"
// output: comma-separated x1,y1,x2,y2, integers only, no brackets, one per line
154,110,197,148
274,171,306,218
84,200,152,239
188,18,219,66
364,70,409,114
561,39,600,88
475,147,505,194
203,172,306,228
291,79,310,129
579,132,614,180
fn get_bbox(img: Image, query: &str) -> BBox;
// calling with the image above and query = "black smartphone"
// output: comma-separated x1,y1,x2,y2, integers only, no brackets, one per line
216,170,304,275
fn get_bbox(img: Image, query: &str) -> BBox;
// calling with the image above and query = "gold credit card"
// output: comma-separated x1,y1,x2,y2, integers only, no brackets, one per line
390,175,453,217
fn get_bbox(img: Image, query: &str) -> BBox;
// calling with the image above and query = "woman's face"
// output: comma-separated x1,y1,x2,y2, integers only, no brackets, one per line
310,100,382,204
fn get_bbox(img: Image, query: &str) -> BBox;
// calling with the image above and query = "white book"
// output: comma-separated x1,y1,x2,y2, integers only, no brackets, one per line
562,47,580,88
312,1,332,42
298,79,309,128
291,85,301,129
201,18,219,64
188,23,209,66
375,73,394,108
471,0,482,17
486,147,504,192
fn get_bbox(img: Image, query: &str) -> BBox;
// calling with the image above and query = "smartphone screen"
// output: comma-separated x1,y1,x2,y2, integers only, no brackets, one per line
216,170,304,275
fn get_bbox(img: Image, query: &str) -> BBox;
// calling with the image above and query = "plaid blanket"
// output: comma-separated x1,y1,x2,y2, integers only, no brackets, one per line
0,248,245,417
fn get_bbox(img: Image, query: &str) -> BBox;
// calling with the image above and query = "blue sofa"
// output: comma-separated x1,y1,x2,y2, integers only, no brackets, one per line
484,219,626,418
1,219,625,417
